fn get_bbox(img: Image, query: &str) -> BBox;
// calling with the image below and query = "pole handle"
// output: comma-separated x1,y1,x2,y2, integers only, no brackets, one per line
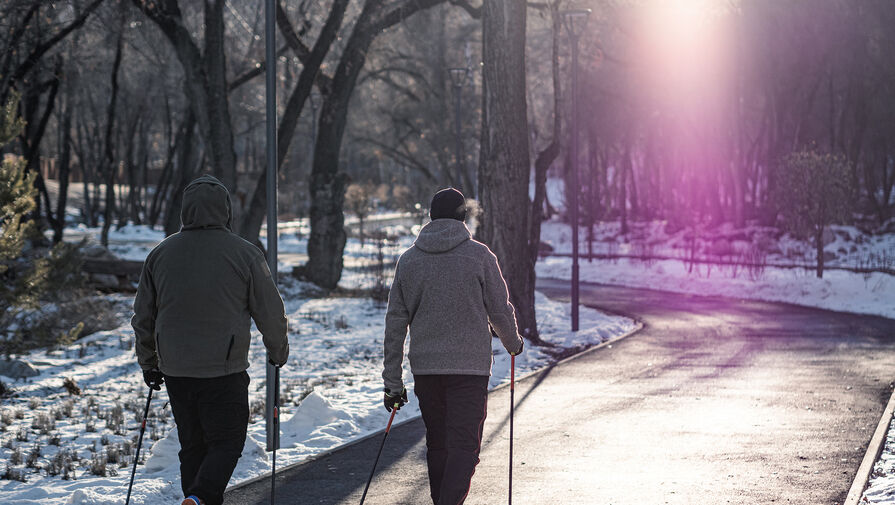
384,404,398,433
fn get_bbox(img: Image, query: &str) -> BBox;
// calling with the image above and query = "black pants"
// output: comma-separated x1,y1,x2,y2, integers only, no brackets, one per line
165,371,250,505
413,374,489,505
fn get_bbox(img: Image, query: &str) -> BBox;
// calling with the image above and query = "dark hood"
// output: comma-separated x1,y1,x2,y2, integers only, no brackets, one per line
414,219,471,253
181,175,232,231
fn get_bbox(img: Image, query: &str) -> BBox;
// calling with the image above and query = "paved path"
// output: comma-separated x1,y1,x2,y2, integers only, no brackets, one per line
227,281,895,504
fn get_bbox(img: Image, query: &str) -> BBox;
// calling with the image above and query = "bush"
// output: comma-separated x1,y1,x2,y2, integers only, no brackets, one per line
2,464,26,482
25,443,40,469
45,449,76,479
775,150,852,278
89,453,115,477
345,183,376,246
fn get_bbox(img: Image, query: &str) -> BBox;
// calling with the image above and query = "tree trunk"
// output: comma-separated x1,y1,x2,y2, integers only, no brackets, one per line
101,24,124,248
359,215,365,247
815,227,824,279
133,0,238,193
478,0,539,342
53,81,73,243
529,1,563,273
164,111,198,236
621,142,630,235
303,0,445,288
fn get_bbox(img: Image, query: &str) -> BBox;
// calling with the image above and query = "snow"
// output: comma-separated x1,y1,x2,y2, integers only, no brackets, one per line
537,220,895,320
1,219,638,505
865,416,895,503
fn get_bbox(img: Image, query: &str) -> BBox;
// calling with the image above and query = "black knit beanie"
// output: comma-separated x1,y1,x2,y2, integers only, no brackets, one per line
429,188,467,221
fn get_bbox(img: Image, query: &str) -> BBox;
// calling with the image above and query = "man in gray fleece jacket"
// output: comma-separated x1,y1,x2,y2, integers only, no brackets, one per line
383,188,523,505
132,175,288,505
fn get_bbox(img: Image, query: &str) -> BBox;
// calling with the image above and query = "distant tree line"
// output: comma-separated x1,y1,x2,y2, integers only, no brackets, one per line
565,1,895,234
3,0,895,340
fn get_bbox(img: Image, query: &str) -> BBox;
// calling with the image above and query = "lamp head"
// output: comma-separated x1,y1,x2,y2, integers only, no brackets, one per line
448,67,469,88
561,8,592,39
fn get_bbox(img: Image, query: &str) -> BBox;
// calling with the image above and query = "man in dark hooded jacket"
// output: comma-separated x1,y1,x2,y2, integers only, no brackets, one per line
132,174,289,505
383,188,523,505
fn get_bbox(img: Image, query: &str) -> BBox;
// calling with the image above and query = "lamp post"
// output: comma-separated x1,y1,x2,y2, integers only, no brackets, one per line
562,8,590,332
448,67,469,194
263,0,280,499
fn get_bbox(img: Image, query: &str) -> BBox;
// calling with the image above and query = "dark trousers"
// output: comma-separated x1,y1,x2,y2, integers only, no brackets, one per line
413,374,489,505
165,371,250,505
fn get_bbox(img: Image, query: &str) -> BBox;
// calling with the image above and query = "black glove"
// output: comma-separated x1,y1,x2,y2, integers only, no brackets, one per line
511,338,524,356
383,388,408,412
143,368,164,390
268,356,285,368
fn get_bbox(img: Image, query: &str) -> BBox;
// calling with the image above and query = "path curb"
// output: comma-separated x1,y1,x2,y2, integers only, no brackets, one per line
844,386,895,505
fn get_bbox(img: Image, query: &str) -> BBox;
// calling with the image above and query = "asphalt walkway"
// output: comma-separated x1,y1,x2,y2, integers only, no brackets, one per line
227,281,895,504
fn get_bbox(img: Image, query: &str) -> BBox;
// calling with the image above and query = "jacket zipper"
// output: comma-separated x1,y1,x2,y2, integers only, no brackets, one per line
154,333,162,367
225,335,235,361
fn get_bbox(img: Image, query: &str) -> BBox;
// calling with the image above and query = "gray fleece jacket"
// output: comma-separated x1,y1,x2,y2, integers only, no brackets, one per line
132,175,289,378
382,219,522,393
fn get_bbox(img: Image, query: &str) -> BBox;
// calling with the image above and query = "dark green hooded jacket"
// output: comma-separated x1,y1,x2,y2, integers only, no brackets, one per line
132,175,289,378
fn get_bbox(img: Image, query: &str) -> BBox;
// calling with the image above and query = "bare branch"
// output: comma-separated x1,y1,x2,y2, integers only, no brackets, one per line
6,0,105,93
228,44,290,93
276,0,333,90
355,135,437,181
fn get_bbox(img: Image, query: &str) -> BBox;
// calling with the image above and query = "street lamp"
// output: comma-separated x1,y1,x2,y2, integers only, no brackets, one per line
561,8,590,332
448,67,469,194
263,0,280,488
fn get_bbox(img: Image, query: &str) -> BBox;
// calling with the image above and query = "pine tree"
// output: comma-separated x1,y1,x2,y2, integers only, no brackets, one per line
0,93,49,311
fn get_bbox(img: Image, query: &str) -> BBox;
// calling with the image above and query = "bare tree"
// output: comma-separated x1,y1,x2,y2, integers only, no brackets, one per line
477,0,542,342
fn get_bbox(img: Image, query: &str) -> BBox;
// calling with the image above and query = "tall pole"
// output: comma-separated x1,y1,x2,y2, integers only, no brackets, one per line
264,0,280,482
448,67,468,193
453,82,463,190
570,35,579,332
563,9,589,332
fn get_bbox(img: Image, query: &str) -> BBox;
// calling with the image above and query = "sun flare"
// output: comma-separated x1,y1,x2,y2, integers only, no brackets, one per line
634,0,733,110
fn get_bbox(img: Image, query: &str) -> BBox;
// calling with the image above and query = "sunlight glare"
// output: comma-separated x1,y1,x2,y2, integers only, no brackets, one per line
634,0,733,112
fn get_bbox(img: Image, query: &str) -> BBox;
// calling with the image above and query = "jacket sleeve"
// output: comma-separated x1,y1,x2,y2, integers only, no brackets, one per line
482,250,523,354
131,259,158,371
382,262,409,393
248,255,289,366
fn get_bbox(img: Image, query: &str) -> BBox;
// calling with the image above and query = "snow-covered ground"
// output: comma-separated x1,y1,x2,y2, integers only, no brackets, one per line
0,220,638,505
866,416,895,503
537,221,895,320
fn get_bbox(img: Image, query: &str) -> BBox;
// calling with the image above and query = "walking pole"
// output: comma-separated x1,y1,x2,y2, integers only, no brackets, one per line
271,365,280,505
509,353,515,505
125,387,153,505
359,404,399,505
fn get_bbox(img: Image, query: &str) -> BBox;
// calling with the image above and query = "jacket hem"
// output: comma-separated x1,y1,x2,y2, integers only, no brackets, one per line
410,367,491,377
160,361,249,379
